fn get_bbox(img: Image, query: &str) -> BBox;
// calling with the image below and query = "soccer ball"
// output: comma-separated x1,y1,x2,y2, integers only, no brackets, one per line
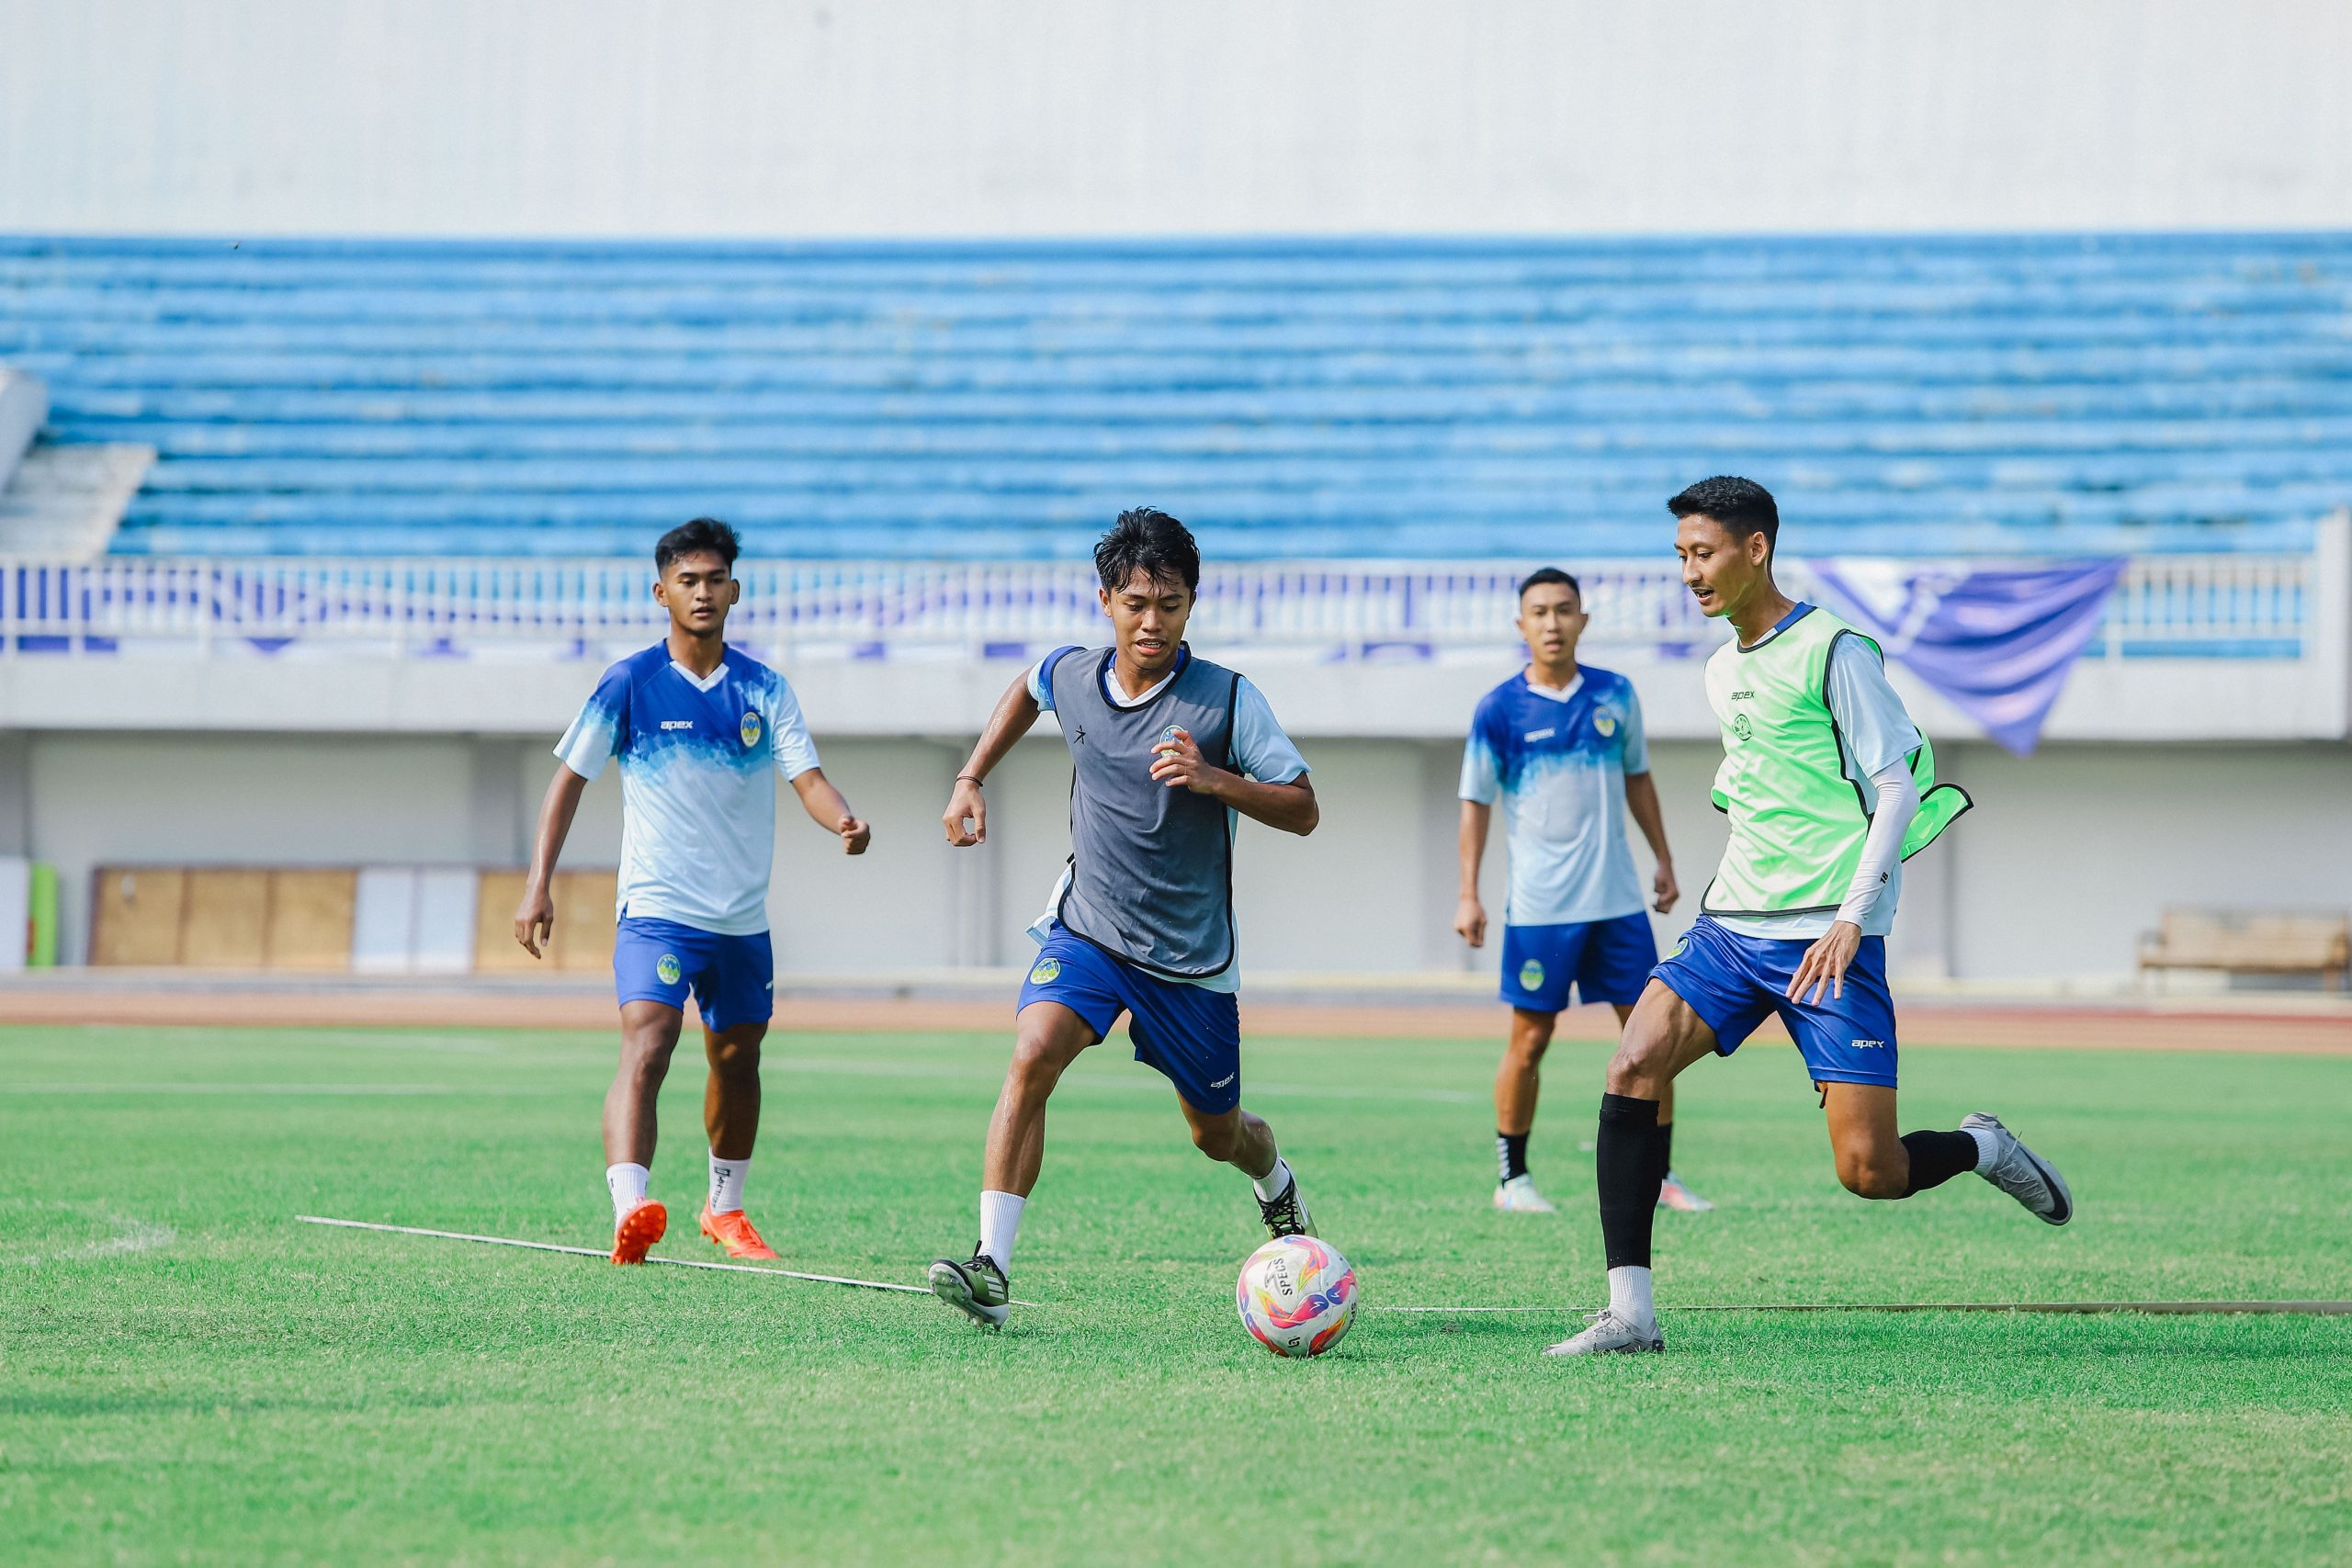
1236,1235,1358,1358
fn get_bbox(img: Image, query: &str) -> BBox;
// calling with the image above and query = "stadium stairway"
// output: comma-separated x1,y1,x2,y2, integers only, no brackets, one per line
0,367,150,558
1,233,2348,559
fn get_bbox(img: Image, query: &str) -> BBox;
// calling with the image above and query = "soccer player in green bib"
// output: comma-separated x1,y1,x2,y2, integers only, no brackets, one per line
1547,478,2075,1357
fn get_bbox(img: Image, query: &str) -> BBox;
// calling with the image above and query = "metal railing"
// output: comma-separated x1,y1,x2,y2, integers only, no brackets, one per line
0,552,2318,660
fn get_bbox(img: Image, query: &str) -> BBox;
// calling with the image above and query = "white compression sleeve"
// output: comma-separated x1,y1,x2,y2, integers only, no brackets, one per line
1835,759,1919,929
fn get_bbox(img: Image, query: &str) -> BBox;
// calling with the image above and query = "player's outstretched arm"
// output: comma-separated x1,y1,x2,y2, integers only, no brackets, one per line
1623,771,1679,913
790,767,870,854
1148,728,1319,836
514,763,590,958
1455,799,1490,947
942,673,1043,847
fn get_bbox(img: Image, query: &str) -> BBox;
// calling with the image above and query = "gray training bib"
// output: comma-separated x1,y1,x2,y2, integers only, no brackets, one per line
1046,645,1242,979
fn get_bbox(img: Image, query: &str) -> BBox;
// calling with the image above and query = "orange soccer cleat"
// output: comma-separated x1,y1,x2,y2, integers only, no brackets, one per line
610,1198,668,1265
699,1206,779,1262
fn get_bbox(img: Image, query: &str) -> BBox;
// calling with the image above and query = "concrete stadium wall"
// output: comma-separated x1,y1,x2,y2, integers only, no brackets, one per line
10,728,2348,986
6,1,2349,237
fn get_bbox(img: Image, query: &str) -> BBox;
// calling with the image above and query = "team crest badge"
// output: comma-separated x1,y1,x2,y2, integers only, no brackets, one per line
1733,714,1754,740
1518,959,1544,990
1669,938,1689,959
740,710,763,748
1594,711,1617,738
656,953,683,986
1028,957,1063,986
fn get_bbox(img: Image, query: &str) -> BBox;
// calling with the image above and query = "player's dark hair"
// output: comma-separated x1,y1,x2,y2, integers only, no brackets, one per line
1094,507,1200,594
1517,567,1581,604
1668,476,1779,555
655,516,741,573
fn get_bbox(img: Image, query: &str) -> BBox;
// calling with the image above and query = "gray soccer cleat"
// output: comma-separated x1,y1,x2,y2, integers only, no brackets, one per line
1963,1112,2073,1225
1543,1308,1665,1357
928,1247,1012,1326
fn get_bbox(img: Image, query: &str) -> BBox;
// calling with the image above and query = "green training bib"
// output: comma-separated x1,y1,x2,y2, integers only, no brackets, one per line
1702,606,1971,917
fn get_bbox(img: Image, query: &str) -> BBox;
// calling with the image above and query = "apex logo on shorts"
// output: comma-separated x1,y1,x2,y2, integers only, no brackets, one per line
1028,957,1062,985
656,953,682,986
1850,1038,1886,1050
1209,1072,1236,1089
740,710,763,747
1518,959,1544,990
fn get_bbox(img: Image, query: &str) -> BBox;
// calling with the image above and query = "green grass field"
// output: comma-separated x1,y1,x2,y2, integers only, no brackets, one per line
4,1021,2348,1565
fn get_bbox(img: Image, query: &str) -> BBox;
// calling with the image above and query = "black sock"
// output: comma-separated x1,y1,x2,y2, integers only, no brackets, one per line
1657,1121,1674,1185
1898,1130,1980,1197
1595,1093,1663,1269
1497,1131,1530,1184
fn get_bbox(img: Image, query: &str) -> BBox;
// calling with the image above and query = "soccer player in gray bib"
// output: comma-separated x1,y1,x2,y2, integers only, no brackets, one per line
928,509,1324,1328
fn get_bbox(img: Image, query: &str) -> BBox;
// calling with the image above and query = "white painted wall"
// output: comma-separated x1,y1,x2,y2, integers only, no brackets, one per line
17,729,2348,983
28,733,476,964
6,1,2347,237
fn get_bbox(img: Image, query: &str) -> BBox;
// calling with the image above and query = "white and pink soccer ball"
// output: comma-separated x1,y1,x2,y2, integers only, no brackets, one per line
1236,1235,1358,1358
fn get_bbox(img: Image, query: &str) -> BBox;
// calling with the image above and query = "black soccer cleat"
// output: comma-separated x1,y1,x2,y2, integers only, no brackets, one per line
1256,1175,1317,1241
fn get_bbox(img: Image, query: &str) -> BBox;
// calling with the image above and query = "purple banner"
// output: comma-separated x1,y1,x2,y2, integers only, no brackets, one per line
1807,558,2127,756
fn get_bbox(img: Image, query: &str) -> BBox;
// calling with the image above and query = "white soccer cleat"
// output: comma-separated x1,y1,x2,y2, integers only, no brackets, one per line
1963,1112,2073,1225
1543,1308,1664,1356
1657,1171,1714,1212
1493,1175,1556,1213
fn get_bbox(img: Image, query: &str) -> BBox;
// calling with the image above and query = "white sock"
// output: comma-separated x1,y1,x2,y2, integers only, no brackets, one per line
1251,1156,1295,1203
606,1162,650,1224
708,1151,749,1214
1966,1123,2002,1172
1607,1265,1657,1329
978,1190,1025,1269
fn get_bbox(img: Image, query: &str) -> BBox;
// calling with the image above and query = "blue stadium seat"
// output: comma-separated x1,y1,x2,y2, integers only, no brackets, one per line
0,234,2346,558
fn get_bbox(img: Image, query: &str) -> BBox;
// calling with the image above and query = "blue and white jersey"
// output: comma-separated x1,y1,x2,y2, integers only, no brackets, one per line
1023,647,1310,994
555,643,821,937
1459,666,1650,926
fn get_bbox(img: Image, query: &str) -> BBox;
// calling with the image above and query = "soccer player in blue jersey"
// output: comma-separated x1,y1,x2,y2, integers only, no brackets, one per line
1548,478,2071,1358
514,518,871,1266
1455,568,1708,1215
926,508,1322,1328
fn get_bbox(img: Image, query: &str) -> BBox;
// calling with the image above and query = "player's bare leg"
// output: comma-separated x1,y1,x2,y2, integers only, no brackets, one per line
1822,1082,2071,1222
1176,1094,1313,1239
1492,1008,1556,1211
698,1021,778,1259
603,999,684,1263
932,1000,1098,1325
1547,980,1717,1355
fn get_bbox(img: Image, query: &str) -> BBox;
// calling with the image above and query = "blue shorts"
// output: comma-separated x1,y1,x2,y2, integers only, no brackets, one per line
1499,912,1658,1012
614,916,775,1032
1018,924,1244,1115
1651,916,1898,1087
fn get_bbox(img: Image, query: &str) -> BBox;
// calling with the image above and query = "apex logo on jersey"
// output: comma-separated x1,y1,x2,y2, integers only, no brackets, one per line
656,953,683,986
1028,957,1062,985
739,710,763,748
1518,959,1544,990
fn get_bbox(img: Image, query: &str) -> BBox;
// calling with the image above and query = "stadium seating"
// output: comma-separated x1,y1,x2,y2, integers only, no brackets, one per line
2,233,2347,558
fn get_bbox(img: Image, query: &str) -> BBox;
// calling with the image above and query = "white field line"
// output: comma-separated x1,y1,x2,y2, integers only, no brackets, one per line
0,1201,175,1268
1375,1301,2352,1315
294,1214,1038,1303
